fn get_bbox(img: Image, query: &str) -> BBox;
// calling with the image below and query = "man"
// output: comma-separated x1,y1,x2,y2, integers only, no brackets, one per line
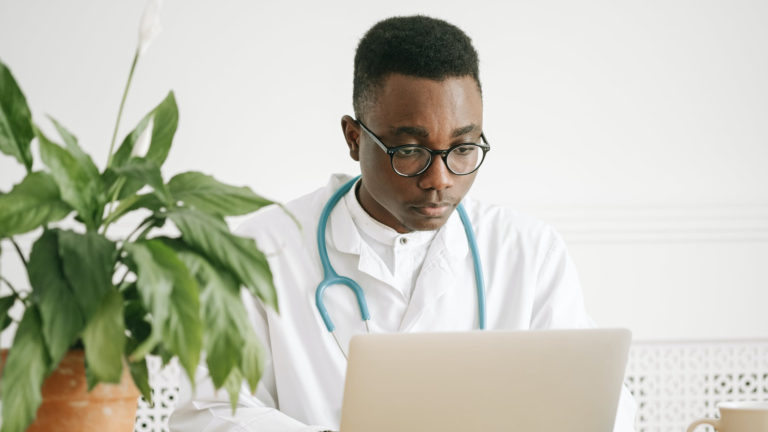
170,15,636,431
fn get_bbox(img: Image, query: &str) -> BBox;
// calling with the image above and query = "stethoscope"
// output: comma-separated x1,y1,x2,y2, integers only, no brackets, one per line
315,176,486,358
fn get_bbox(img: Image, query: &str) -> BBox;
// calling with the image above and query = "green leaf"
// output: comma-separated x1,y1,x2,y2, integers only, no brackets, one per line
122,298,153,404
123,241,173,358
0,172,71,238
47,115,100,180
37,127,103,229
110,158,172,205
240,327,266,393
168,171,273,217
168,208,278,311
0,295,15,331
165,253,203,384
57,230,116,320
111,91,178,169
82,289,125,385
124,297,151,342
173,247,265,392
143,92,178,166
0,60,34,171
175,249,242,388
104,92,178,199
28,229,85,368
155,344,175,366
84,358,98,391
128,356,152,404
125,240,202,381
218,335,265,413
0,306,50,432
111,117,150,170
222,367,244,414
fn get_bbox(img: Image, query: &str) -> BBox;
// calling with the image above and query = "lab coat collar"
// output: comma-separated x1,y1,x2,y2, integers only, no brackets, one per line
326,177,361,256
326,176,398,287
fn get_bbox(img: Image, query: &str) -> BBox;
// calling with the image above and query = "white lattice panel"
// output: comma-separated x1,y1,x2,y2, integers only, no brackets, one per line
134,357,180,432
625,340,768,432
134,340,768,431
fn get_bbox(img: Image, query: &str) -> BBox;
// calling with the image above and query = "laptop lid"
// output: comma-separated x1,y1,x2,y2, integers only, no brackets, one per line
339,328,631,432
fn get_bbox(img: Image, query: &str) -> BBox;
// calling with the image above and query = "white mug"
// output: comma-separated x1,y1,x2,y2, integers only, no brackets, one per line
687,401,768,432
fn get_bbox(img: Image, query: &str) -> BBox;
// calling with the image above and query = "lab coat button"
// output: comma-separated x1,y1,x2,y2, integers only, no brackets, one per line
399,237,408,245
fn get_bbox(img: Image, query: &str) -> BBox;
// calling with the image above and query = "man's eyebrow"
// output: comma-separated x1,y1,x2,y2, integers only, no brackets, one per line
451,124,478,137
388,124,479,138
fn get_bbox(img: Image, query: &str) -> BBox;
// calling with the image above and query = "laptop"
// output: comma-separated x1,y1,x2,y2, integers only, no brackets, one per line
339,328,631,432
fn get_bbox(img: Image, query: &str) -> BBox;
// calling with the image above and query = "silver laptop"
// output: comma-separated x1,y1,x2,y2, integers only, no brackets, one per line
339,328,631,432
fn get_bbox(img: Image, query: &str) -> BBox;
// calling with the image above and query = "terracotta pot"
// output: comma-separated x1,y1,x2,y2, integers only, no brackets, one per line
2,350,140,432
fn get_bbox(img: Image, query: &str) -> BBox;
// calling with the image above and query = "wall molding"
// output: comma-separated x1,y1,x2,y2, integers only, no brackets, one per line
531,205,768,244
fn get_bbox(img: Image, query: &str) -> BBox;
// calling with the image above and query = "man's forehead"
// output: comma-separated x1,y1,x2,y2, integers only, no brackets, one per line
365,74,483,131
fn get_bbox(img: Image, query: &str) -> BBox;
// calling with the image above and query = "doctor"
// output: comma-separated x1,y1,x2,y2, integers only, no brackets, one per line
170,15,636,432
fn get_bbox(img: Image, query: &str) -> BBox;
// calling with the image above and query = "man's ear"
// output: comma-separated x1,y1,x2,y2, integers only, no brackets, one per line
340,115,361,161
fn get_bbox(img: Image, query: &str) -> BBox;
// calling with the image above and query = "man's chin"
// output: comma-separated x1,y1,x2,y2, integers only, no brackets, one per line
402,214,452,232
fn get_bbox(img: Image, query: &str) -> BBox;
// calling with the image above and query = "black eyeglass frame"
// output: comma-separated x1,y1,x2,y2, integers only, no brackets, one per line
356,119,491,178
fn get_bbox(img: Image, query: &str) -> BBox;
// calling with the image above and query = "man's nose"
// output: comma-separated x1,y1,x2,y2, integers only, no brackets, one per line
417,155,454,191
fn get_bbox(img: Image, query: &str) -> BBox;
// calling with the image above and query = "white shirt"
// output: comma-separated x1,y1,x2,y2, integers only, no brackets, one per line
169,174,636,431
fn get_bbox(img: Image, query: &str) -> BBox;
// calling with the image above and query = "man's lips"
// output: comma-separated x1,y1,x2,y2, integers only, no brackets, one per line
411,203,453,217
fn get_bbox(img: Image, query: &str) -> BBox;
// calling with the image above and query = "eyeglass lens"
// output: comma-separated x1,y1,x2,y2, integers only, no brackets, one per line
392,145,483,176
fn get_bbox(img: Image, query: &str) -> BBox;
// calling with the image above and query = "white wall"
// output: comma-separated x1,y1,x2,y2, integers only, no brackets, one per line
1,0,766,342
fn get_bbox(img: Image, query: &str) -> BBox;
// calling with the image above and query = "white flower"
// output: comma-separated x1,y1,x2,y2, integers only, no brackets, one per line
138,0,163,56
131,116,154,158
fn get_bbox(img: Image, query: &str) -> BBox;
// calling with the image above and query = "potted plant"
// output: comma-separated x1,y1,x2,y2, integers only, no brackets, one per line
0,2,276,431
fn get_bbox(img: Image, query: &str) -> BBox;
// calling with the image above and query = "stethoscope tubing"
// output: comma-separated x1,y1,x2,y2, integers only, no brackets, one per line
315,176,371,333
456,203,487,330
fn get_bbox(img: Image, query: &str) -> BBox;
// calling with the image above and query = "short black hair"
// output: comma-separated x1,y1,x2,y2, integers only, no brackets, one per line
353,15,481,120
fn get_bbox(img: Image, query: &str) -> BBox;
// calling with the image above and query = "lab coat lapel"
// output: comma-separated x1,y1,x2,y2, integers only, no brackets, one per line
327,191,396,287
398,210,470,332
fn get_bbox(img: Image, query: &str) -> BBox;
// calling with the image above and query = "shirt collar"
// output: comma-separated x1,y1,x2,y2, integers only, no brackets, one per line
343,180,436,249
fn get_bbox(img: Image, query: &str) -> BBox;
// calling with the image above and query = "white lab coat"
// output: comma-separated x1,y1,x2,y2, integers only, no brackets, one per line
169,174,636,431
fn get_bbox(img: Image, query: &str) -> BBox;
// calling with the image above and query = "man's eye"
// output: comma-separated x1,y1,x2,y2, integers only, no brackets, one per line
394,147,426,158
453,145,477,156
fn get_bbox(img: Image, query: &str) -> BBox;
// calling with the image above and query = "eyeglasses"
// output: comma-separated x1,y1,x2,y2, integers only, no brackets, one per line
356,120,490,177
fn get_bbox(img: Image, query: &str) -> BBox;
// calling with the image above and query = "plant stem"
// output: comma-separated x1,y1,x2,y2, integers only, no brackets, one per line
10,238,28,269
101,48,138,234
102,177,128,235
133,218,160,242
106,50,139,169
112,215,158,266
0,275,26,302
114,216,152,252
127,217,155,242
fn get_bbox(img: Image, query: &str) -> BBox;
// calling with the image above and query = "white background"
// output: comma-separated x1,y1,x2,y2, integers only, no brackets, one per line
1,0,766,342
